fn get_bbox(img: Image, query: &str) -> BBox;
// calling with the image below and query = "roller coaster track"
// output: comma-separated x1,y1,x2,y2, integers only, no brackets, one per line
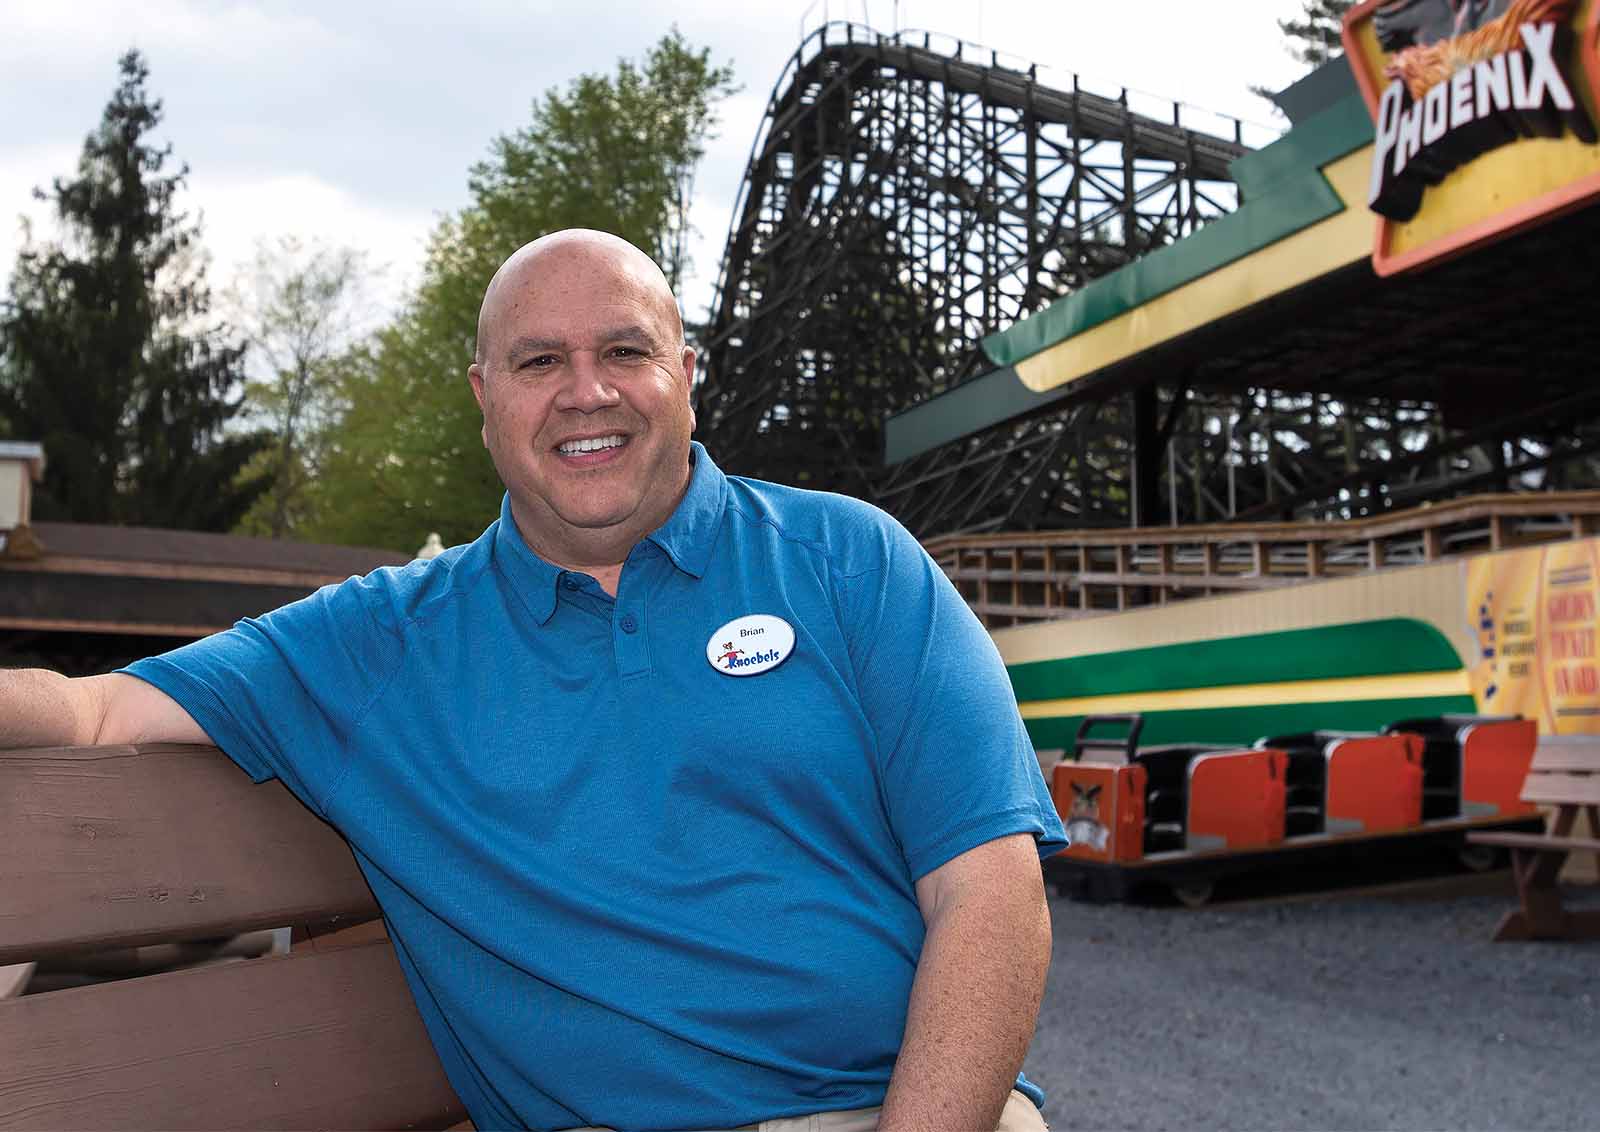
697,23,1600,541
696,23,1252,534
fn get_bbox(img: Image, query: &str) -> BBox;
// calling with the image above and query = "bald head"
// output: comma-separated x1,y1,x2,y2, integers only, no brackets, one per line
464,227,700,582
475,230,683,367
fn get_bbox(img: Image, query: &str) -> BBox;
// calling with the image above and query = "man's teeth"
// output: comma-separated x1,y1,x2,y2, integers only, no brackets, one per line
559,435,626,455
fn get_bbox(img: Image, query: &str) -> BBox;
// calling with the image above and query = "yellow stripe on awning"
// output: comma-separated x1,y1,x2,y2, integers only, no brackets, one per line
1017,667,1471,720
1014,148,1375,395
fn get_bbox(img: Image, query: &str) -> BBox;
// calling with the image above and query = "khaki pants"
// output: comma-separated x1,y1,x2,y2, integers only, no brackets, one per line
562,1088,1048,1131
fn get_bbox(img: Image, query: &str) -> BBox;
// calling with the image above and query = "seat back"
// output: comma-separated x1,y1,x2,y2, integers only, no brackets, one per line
1185,748,1287,853
0,743,466,1130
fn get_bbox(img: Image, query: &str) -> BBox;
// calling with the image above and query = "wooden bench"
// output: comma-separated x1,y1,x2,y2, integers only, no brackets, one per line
0,743,468,1130
1467,736,1600,942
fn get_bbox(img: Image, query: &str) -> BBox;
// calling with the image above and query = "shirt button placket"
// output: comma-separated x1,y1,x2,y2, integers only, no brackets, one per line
614,608,650,677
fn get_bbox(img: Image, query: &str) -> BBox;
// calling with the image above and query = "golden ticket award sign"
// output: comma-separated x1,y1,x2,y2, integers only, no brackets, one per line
1468,542,1600,732
1343,0,1600,274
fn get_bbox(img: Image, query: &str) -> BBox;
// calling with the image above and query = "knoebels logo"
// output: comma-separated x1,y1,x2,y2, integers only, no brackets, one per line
718,644,783,670
1367,0,1595,219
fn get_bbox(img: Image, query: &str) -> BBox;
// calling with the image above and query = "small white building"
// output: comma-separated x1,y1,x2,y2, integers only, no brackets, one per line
0,442,45,557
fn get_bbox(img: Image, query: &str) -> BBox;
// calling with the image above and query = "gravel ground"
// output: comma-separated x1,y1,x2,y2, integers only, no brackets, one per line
1022,874,1600,1130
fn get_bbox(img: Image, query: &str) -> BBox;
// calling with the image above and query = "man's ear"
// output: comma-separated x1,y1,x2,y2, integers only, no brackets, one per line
467,363,490,447
682,346,698,433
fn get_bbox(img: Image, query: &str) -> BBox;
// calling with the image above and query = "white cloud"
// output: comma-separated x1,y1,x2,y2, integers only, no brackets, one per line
0,1,340,68
2,0,1321,329
0,143,78,285
192,171,432,317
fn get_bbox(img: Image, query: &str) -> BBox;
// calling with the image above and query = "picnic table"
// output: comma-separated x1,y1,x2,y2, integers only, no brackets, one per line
1467,735,1600,941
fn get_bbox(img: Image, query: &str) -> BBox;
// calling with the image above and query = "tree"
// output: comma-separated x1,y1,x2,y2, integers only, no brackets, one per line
0,50,266,529
303,30,736,550
228,237,376,538
1277,0,1356,68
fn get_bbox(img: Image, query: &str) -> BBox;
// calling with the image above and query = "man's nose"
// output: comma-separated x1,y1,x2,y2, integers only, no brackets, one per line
555,351,622,412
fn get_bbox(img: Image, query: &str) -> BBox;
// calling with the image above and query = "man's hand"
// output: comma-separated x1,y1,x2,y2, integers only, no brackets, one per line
878,832,1051,1132
0,670,209,749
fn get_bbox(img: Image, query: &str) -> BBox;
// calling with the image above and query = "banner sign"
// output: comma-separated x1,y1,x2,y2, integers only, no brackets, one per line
1467,540,1600,733
1343,0,1600,274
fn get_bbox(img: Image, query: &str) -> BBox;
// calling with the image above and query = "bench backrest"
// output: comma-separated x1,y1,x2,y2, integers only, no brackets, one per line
1523,737,1600,807
0,743,465,1130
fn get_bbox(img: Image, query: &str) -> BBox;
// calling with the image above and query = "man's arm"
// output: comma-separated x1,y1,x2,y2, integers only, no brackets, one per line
878,832,1052,1132
0,669,210,749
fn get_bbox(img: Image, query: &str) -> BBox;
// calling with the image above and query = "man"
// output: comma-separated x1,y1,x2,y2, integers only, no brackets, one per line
0,230,1066,1131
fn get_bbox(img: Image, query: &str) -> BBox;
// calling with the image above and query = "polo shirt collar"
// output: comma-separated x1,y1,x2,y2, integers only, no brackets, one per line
646,441,727,579
492,493,562,625
490,442,728,623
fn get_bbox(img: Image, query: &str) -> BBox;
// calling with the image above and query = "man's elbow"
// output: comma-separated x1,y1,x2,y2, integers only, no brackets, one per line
0,669,104,750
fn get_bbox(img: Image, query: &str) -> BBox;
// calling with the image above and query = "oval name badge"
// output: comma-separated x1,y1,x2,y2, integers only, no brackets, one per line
706,614,795,676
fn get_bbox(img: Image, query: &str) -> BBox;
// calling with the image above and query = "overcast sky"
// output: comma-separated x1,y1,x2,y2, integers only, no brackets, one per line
1,0,1312,327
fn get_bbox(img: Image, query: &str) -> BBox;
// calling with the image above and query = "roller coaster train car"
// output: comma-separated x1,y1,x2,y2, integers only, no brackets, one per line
1045,713,1541,905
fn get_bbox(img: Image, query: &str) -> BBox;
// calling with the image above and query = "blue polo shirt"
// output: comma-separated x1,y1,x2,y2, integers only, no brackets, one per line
124,443,1066,1131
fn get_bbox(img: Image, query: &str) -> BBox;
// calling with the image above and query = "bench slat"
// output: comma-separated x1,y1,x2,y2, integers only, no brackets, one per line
0,940,465,1131
1519,771,1600,807
1,745,378,963
1465,832,1600,853
1531,748,1600,772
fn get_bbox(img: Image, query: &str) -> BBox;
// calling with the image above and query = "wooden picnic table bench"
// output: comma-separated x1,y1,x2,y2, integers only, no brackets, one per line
0,742,468,1130
1467,736,1600,942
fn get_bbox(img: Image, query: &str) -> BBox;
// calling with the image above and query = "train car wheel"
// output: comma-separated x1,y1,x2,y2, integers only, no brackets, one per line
1456,842,1500,873
1171,879,1215,908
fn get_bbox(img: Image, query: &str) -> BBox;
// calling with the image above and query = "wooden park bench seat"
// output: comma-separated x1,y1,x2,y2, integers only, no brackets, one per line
1467,736,1600,942
0,743,468,1130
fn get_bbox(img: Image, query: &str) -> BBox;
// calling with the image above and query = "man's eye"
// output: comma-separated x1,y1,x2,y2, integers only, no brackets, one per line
610,346,641,358
521,354,558,369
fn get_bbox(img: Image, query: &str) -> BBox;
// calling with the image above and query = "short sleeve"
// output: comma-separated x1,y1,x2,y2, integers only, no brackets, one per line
119,573,404,820
835,514,1067,880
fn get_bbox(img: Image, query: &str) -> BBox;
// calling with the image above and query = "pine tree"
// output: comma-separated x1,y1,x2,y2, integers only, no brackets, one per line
1279,0,1356,68
0,50,267,529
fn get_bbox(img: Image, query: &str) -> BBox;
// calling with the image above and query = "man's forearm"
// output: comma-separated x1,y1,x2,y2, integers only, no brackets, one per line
0,669,101,748
879,852,1052,1131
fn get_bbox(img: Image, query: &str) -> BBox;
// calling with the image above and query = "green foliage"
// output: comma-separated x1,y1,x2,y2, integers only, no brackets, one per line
0,50,268,529
229,237,375,538
303,29,736,551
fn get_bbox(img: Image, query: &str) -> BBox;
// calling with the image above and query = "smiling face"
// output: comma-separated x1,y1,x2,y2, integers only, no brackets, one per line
468,232,697,573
